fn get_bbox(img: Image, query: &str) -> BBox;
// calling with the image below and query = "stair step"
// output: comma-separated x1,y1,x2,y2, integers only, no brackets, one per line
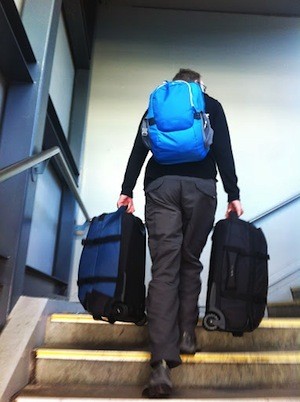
267,301,300,317
13,384,300,401
45,313,148,349
45,315,300,351
291,286,300,301
34,348,300,389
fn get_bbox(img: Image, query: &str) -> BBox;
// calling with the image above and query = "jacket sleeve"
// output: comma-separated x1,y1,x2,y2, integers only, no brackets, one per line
209,100,240,202
120,113,149,198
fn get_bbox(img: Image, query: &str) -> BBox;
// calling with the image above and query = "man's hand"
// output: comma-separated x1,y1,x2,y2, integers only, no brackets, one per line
117,194,135,214
226,200,244,218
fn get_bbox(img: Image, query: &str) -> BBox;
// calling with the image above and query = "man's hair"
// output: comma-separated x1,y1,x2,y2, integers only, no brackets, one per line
172,68,201,82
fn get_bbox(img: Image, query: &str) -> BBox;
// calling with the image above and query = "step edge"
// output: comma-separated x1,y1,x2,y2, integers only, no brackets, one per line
14,384,300,402
35,349,300,364
267,300,300,307
49,314,300,328
14,398,300,402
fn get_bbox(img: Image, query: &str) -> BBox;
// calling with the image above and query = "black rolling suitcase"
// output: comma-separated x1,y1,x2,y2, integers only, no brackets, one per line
78,206,147,325
203,212,269,336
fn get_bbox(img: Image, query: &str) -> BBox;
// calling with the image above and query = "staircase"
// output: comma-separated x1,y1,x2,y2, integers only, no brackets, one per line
13,313,300,401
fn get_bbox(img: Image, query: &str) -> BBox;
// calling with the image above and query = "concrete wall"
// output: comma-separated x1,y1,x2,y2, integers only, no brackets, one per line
70,6,300,306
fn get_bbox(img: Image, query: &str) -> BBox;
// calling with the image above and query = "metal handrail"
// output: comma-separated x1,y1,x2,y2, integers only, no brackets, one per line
1,146,299,225
0,146,91,221
249,193,300,223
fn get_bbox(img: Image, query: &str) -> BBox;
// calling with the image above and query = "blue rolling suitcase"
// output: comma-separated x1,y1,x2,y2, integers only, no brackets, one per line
78,207,147,325
203,212,269,336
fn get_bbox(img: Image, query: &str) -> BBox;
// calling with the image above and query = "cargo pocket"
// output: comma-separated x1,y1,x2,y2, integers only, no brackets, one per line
144,177,165,195
194,178,217,199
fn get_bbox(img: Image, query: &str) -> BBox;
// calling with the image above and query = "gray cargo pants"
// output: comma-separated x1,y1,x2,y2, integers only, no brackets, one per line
145,176,217,368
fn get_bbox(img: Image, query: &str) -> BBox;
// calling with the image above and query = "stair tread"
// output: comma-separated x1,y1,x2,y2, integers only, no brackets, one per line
14,384,300,400
44,315,300,352
267,301,300,318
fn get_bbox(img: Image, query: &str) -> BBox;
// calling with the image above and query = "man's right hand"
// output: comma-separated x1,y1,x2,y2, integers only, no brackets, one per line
117,194,135,214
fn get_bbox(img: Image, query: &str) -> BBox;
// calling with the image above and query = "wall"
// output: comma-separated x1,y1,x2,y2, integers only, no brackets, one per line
49,13,75,138
26,11,75,275
70,5,300,306
0,71,6,130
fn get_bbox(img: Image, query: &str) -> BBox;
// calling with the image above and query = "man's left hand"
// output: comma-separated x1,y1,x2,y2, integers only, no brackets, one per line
226,200,244,218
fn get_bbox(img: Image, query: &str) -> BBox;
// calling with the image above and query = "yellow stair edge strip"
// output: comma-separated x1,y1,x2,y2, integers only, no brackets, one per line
50,314,300,328
35,349,300,365
50,314,133,325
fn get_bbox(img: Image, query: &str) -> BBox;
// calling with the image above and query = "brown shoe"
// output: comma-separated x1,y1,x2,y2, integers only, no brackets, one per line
179,331,197,354
142,360,172,398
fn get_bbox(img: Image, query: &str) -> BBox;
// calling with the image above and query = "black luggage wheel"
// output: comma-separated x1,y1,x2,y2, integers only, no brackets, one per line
107,302,129,324
135,314,147,326
203,312,220,331
107,316,116,324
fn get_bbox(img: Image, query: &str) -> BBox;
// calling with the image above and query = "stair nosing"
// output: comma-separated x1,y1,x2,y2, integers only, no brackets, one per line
14,397,300,401
35,348,300,364
49,314,300,328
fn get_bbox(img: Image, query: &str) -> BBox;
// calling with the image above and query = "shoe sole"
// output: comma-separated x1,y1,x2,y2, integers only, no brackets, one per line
143,384,172,398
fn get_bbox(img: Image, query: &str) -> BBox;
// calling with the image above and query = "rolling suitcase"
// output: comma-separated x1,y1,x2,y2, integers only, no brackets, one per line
78,206,147,325
203,212,269,336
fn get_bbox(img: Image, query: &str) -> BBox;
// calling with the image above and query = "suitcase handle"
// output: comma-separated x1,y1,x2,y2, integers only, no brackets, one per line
118,205,127,214
229,211,238,219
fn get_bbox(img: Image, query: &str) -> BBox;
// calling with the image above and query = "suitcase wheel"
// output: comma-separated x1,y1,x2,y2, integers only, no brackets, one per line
135,313,147,326
203,312,220,331
108,316,116,324
111,302,128,320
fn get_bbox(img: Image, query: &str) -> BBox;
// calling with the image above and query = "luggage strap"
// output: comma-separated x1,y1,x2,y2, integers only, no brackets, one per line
77,276,118,286
225,245,269,260
223,290,267,304
147,112,202,127
82,234,121,246
226,250,238,290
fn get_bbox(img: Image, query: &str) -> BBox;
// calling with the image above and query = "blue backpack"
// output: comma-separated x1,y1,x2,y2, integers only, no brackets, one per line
142,80,214,164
